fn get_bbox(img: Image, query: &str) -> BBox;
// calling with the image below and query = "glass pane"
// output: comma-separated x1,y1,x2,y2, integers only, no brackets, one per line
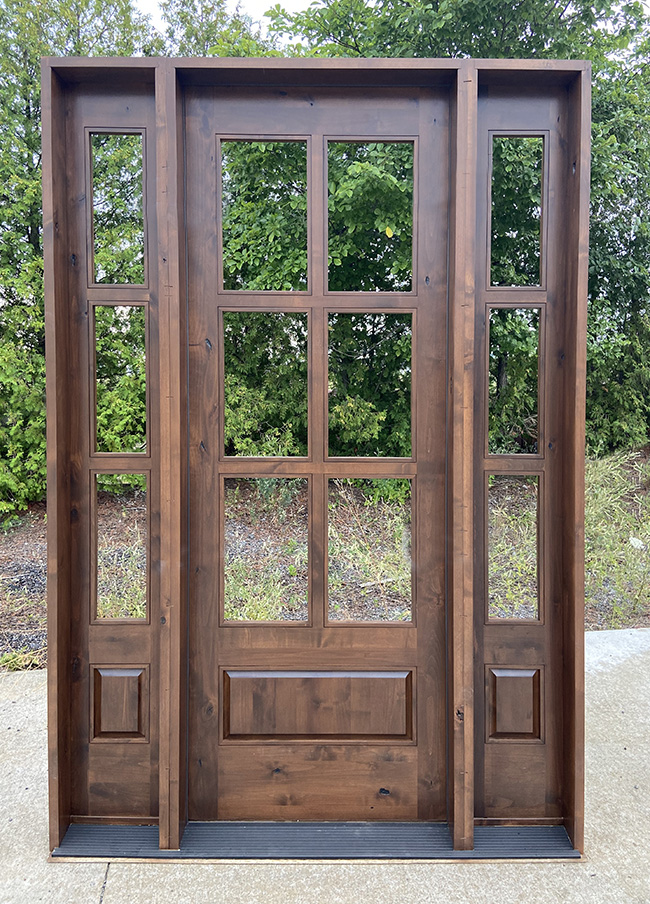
95,474,147,619
490,135,543,287
91,133,145,284
224,478,308,622
488,475,539,620
221,140,308,291
488,308,539,454
95,306,147,454
328,313,412,457
223,312,308,456
328,479,412,622
328,142,413,292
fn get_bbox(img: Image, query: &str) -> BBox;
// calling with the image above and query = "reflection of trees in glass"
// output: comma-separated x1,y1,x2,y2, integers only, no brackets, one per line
328,142,413,292
328,313,411,457
91,133,145,284
224,312,308,456
221,141,308,291
491,136,543,287
489,308,539,454
95,306,147,454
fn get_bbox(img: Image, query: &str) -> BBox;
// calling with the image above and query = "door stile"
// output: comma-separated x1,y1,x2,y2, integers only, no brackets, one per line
155,61,189,850
43,63,73,850
446,61,477,850
413,87,450,823
560,69,590,853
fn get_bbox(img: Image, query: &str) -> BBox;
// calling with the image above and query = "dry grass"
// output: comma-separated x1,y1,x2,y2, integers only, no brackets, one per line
1,452,649,670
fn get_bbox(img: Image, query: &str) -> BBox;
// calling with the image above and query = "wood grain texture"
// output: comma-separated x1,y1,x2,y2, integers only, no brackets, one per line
42,62,73,850
446,60,477,850
185,84,448,826
43,59,588,854
155,59,188,849
92,667,149,739
473,73,589,851
224,671,412,739
559,68,590,855
217,746,419,821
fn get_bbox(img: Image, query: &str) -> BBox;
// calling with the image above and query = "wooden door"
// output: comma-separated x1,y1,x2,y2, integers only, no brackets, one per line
185,85,449,821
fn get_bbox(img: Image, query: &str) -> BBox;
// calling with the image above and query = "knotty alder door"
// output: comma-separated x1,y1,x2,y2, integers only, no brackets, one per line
185,86,449,821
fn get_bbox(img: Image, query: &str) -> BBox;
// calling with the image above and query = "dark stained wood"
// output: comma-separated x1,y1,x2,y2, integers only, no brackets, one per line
185,84,448,824
558,69,591,854
446,60,477,850
217,746,419,821
486,667,541,739
473,74,589,850
42,62,73,850
92,666,149,739
43,58,589,855
224,670,412,739
155,59,188,850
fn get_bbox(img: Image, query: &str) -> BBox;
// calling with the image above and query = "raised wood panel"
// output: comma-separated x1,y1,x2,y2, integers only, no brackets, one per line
216,745,418,821
92,666,149,740
486,667,541,740
224,670,413,740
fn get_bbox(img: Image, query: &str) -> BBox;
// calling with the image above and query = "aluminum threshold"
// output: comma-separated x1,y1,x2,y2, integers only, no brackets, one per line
52,822,580,860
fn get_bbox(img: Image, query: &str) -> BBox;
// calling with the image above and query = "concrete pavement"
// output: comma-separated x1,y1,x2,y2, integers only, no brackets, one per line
1,628,649,904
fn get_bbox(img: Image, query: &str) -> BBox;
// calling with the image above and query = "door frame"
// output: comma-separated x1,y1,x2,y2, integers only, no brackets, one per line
42,57,590,854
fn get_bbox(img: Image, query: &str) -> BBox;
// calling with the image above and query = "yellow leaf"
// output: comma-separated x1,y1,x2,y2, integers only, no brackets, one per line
385,226,393,237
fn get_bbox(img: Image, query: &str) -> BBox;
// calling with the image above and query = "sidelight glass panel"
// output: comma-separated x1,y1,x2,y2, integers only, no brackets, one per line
488,474,539,620
91,132,145,284
328,312,412,457
223,311,308,456
328,479,412,622
224,478,309,622
490,135,543,287
488,307,539,454
328,142,414,292
94,305,147,454
95,473,148,620
221,140,308,291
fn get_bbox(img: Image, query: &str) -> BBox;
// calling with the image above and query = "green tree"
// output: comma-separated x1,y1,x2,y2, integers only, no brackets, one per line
0,0,162,515
268,0,650,454
161,0,273,56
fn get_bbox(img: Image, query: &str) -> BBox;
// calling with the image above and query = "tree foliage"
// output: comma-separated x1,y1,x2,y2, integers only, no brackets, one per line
1,0,650,512
0,0,162,515
268,0,650,454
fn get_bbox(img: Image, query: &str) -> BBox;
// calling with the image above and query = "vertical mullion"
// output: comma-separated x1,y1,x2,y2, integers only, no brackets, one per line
309,133,327,629
155,60,186,851
448,61,477,851
310,307,327,630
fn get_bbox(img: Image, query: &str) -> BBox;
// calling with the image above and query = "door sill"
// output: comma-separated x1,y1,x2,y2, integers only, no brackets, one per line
52,821,580,860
